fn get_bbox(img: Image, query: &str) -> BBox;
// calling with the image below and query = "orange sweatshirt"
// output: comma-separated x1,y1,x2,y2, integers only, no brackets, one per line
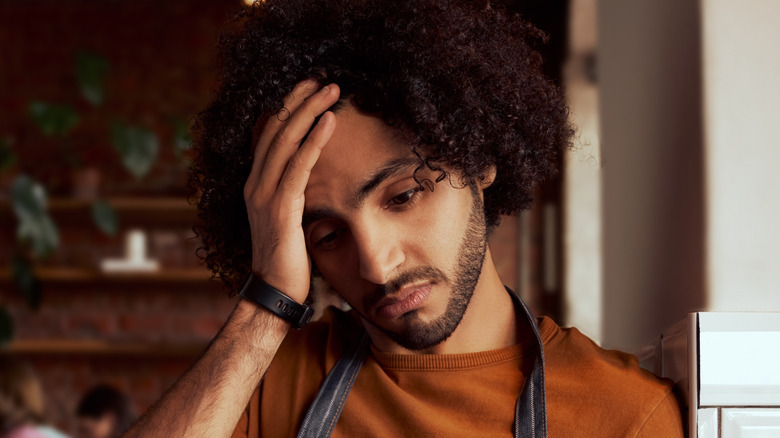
232,309,683,437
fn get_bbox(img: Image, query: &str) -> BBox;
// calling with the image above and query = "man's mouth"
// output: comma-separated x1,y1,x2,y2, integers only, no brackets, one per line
375,283,434,320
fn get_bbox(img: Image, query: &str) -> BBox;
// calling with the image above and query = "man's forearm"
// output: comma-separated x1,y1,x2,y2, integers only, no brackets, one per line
124,300,290,438
125,79,341,438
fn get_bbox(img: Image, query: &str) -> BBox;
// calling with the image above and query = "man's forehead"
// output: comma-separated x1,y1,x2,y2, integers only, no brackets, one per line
305,148,421,207
307,104,412,183
302,105,426,218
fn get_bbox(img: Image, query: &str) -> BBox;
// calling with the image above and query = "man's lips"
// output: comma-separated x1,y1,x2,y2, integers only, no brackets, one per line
375,283,434,320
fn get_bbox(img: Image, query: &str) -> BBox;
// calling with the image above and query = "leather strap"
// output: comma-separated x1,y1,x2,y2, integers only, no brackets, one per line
238,274,314,329
512,288,547,438
296,331,371,438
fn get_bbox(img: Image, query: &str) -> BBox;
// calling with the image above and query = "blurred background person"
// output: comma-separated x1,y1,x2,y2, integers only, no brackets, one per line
0,357,69,438
74,385,134,438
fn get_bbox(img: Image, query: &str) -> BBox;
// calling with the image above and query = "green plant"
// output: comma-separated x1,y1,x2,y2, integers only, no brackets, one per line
2,164,53,346
76,51,110,106
0,50,175,346
26,51,120,236
11,176,59,258
111,123,160,179
0,137,16,173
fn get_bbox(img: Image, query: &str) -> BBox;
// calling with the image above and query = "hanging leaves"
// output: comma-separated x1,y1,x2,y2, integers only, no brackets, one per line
173,119,192,158
91,199,119,236
28,101,79,138
0,137,16,173
11,175,59,258
11,255,42,310
76,51,110,106
111,122,159,179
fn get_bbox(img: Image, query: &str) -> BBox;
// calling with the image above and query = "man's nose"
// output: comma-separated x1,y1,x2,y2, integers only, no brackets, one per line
352,222,405,285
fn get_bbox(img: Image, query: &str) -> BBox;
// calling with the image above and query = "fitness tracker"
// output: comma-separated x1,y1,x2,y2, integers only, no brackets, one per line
238,274,314,329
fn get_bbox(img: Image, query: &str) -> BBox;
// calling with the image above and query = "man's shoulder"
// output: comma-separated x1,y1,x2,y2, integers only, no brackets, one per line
541,317,670,393
541,317,683,436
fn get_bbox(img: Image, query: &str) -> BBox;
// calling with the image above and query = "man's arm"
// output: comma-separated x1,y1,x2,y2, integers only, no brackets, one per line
635,390,685,437
124,301,287,437
123,80,340,438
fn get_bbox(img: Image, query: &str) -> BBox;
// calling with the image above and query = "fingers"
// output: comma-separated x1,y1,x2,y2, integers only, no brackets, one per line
278,110,336,196
248,81,338,189
252,80,320,169
261,85,340,188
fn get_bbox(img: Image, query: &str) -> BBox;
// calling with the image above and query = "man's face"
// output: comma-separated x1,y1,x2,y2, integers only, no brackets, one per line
303,103,489,352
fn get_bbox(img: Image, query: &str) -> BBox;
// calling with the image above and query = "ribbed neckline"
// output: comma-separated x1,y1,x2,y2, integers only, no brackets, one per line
370,316,557,371
537,316,558,344
372,342,532,371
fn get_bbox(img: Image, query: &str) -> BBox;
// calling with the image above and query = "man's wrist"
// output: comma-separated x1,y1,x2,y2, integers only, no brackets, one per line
238,274,314,329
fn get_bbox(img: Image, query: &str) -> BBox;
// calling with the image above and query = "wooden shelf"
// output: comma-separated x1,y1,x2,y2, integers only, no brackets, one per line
0,196,198,227
48,196,191,209
1,339,206,357
0,196,194,211
0,267,218,285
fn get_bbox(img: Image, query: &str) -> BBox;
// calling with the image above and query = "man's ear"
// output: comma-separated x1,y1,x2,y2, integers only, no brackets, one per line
478,165,497,189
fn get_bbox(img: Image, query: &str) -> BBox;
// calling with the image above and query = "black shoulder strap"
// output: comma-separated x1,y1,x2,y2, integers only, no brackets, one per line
511,288,548,438
297,288,547,438
296,331,370,438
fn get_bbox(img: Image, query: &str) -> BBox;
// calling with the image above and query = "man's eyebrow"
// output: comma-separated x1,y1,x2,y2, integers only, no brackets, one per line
301,157,421,229
301,208,338,230
353,157,421,207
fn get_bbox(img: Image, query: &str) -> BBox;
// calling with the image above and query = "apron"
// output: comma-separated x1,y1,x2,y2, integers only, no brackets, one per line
296,288,547,438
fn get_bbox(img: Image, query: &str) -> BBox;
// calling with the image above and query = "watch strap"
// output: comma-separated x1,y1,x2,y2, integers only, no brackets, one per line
238,274,314,329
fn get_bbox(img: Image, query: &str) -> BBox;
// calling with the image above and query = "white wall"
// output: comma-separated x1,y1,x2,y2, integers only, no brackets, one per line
564,0,603,343
702,0,780,311
592,0,780,352
598,0,706,351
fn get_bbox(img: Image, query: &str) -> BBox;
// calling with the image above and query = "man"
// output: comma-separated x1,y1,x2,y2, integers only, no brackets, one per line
76,384,136,438
126,0,684,436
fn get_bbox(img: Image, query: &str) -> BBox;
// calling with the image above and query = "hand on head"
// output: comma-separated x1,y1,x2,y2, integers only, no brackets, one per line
243,80,340,303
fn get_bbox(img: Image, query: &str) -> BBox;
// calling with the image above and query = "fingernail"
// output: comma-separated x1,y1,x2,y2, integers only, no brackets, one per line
320,85,330,93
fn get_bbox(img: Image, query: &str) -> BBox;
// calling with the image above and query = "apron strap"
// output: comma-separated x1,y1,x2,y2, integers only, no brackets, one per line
297,288,547,438
296,331,371,438
511,288,548,438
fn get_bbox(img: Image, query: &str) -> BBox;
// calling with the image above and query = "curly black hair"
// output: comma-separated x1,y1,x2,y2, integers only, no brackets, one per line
189,0,573,292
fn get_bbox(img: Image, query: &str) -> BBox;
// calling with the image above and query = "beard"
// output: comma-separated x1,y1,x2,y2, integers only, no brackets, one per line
366,191,488,350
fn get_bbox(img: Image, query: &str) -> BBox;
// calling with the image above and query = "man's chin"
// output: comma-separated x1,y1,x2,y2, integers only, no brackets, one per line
380,313,460,351
389,330,455,352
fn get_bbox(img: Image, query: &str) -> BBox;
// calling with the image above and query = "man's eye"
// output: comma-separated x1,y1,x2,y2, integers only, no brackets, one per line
313,228,345,250
319,231,339,244
389,188,420,206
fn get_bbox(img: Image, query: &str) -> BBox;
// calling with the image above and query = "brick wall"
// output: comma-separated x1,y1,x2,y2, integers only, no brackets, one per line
0,0,243,434
0,0,235,196
4,286,236,434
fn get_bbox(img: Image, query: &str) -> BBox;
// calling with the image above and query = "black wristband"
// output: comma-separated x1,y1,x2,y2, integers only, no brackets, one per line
238,274,314,329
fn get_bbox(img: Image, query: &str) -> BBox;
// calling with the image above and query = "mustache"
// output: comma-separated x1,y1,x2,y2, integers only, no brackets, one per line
367,266,448,305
